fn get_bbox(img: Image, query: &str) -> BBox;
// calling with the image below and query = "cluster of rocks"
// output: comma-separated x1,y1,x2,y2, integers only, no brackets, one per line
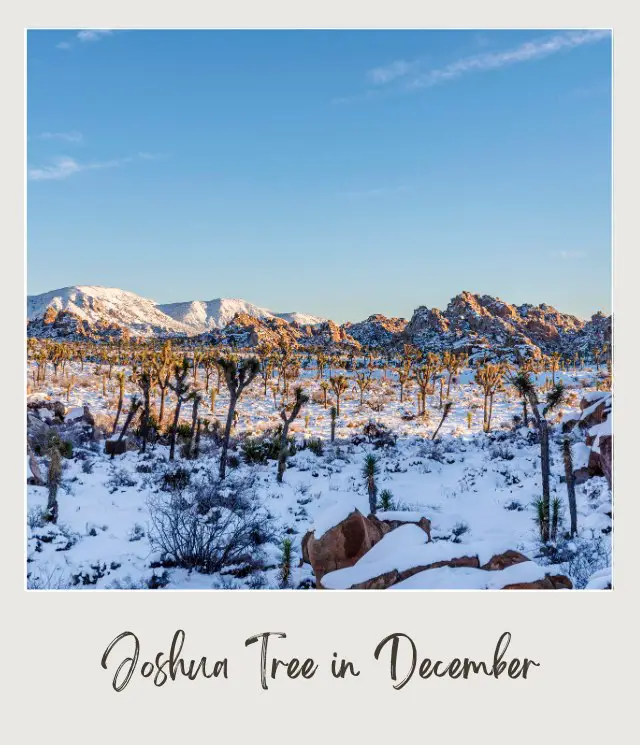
301,509,572,590
564,391,612,487
26,399,98,484
28,288,611,362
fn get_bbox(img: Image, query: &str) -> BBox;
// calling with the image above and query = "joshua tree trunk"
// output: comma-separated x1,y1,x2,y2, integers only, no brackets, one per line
432,402,453,441
539,418,551,542
522,397,528,427
186,394,201,459
277,387,308,483
563,437,578,537
169,400,183,461
118,397,141,444
45,448,61,524
219,393,237,479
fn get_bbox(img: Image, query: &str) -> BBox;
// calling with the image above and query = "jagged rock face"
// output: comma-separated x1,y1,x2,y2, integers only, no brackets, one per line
27,309,127,341
303,320,360,349
402,291,609,359
341,314,405,348
219,312,299,348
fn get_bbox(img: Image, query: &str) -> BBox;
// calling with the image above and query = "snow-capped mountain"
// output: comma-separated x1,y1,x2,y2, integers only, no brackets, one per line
157,298,275,332
27,285,325,338
27,286,192,336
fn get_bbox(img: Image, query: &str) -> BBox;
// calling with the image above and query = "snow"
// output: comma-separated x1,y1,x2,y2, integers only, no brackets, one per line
376,511,429,523
321,538,517,589
389,561,551,590
312,496,369,539
26,357,612,591
64,406,84,422
585,567,612,590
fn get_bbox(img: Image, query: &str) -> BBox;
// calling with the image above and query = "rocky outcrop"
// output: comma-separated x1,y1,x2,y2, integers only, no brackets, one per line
344,314,408,348
572,392,612,488
304,510,385,585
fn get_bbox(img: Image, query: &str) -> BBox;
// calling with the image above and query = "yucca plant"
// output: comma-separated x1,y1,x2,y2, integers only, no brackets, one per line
279,538,293,588
362,454,379,515
378,488,394,511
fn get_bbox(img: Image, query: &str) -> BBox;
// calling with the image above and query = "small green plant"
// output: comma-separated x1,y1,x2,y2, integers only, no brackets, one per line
279,537,293,588
306,437,324,457
362,454,379,515
378,488,394,511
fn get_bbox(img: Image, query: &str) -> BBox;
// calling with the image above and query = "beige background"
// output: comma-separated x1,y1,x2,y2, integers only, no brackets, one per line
5,2,637,741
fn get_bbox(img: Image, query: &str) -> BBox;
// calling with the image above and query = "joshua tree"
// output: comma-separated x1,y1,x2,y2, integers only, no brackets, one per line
137,366,154,454
510,370,531,427
218,356,260,479
319,380,330,408
277,386,309,483
397,359,412,403
362,454,379,515
330,405,337,442
330,375,349,417
168,357,192,461
45,445,62,524
563,436,578,537
414,364,434,417
316,351,328,379
549,352,561,386
185,390,203,459
152,341,174,428
432,401,453,441
191,348,205,385
111,371,126,436
443,350,464,399
517,374,565,542
474,362,504,432
354,371,373,406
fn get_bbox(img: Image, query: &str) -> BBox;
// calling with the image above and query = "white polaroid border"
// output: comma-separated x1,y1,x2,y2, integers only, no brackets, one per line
5,2,637,743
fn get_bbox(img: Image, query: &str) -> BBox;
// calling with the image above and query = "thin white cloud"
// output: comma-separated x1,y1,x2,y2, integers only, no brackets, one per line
28,155,131,182
56,29,118,50
76,29,114,43
366,30,610,92
38,131,84,143
556,250,587,260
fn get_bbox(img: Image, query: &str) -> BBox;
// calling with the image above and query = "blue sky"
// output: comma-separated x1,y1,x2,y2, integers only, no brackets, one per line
27,29,611,322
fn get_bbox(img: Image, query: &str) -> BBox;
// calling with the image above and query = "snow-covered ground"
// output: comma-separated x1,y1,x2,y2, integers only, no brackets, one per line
26,361,612,590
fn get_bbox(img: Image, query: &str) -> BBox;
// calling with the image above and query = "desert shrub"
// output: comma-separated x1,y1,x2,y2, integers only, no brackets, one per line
81,458,95,474
362,420,396,449
148,470,276,574
128,523,145,542
176,423,192,439
27,506,46,530
227,454,241,469
451,521,470,543
504,500,525,512
305,437,324,457
161,466,191,492
106,468,137,492
242,437,269,464
557,536,611,589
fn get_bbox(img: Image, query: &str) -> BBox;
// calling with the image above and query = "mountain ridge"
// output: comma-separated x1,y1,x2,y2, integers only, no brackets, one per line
27,284,611,359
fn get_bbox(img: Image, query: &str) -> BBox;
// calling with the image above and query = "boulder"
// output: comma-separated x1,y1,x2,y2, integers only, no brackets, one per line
502,574,573,590
306,510,385,585
599,434,612,487
52,401,66,420
370,514,432,542
480,550,530,571
345,555,481,590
